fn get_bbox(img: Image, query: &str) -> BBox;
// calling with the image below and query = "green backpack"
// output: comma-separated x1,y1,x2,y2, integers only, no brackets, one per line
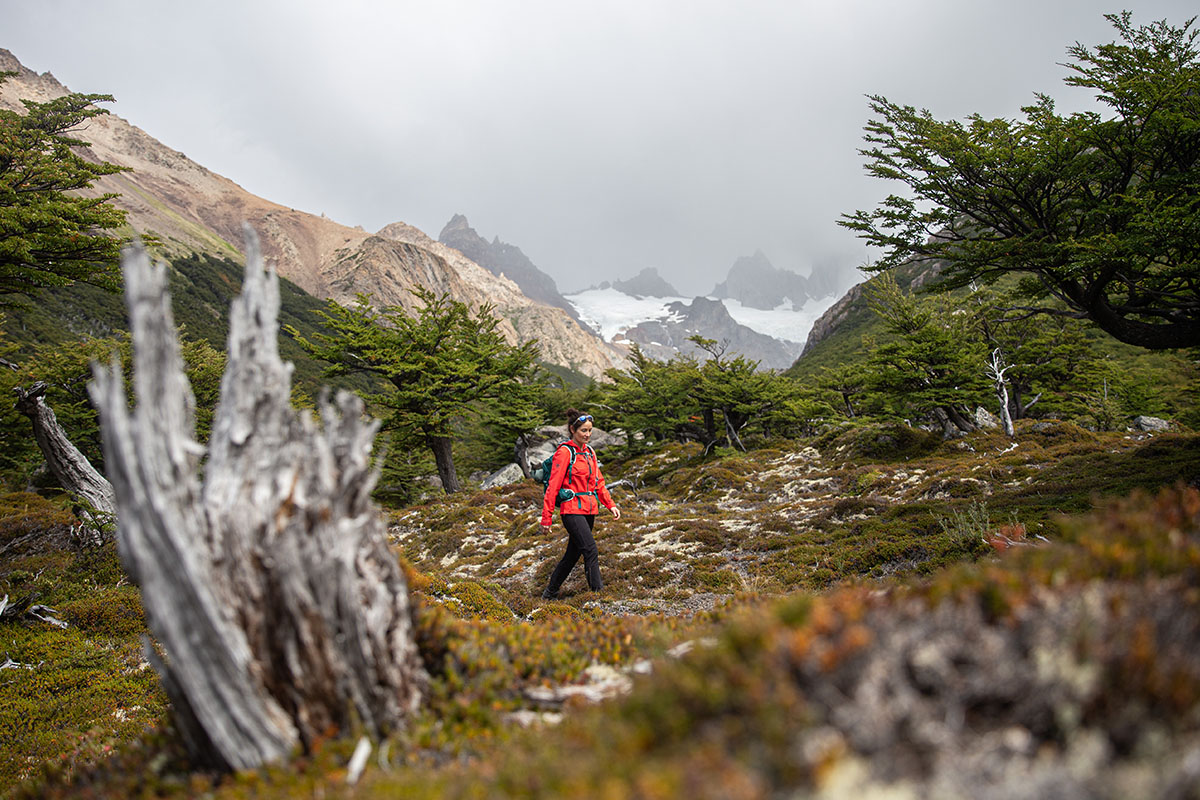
531,443,595,506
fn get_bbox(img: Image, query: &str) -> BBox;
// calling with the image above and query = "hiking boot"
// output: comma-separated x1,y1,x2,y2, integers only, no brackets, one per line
540,588,557,600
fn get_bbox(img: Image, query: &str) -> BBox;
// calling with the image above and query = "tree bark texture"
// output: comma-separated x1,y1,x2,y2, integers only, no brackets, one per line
515,434,531,479
944,405,977,435
13,381,116,530
88,233,425,772
427,434,461,493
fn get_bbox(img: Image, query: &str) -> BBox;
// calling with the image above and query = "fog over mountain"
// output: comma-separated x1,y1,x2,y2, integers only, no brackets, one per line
5,1,1192,298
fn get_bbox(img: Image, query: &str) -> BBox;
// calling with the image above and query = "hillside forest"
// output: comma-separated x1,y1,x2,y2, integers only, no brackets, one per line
2,12,1200,799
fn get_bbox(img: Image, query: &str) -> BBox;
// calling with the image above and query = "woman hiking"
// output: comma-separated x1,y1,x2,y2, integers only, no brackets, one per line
539,409,620,599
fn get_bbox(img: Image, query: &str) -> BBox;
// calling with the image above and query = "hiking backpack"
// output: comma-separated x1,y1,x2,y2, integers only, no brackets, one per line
531,443,595,506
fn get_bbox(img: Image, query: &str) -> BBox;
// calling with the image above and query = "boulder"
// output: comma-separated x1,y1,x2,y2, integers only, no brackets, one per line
974,406,1001,429
523,424,625,469
1132,415,1171,432
480,463,524,490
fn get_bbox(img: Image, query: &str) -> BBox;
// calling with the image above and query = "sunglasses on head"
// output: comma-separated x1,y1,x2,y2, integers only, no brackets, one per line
576,414,593,424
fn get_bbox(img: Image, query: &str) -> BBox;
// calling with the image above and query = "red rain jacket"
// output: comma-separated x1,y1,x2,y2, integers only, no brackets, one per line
540,440,614,526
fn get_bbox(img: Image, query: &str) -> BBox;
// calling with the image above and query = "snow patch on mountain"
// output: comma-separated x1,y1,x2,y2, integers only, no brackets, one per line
720,296,834,346
566,287,835,347
567,288,691,341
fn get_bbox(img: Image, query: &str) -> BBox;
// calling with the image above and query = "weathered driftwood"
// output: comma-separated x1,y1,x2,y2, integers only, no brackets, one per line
13,381,117,531
89,232,425,771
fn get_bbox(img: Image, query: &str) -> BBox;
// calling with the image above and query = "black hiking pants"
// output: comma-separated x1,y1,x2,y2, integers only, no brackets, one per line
545,514,602,595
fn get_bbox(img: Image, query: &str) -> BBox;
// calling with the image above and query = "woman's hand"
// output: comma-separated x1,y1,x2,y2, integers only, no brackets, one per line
540,524,551,535
611,506,621,520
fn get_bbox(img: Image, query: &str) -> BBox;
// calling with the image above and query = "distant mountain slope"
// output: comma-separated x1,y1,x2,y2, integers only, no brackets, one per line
565,254,841,370
615,296,803,369
567,288,804,370
0,250,366,399
0,49,624,379
786,259,958,379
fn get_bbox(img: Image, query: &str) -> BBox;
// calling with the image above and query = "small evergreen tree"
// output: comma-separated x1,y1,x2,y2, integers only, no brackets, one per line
0,330,225,488
863,274,989,434
818,363,867,419
602,345,697,452
688,336,784,452
967,286,1100,419
294,288,541,493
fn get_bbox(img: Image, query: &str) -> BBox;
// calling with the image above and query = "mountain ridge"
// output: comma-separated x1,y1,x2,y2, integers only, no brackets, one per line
0,49,625,379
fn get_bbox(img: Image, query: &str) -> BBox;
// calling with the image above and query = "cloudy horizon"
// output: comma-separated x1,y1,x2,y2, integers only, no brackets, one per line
5,1,1195,297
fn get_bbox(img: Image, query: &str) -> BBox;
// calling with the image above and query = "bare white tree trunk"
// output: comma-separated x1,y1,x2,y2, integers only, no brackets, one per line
13,381,116,535
89,231,425,771
986,348,1016,438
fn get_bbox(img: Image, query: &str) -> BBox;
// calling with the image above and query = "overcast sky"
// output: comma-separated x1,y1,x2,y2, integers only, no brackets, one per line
5,1,1195,296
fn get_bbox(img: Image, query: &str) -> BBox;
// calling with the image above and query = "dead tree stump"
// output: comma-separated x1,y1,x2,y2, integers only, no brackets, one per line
89,232,425,771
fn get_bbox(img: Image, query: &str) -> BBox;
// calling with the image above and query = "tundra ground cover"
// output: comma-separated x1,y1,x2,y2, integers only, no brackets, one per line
393,421,1196,602
2,422,1199,798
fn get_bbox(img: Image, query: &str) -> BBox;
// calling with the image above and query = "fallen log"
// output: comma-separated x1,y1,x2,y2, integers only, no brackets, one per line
89,230,425,771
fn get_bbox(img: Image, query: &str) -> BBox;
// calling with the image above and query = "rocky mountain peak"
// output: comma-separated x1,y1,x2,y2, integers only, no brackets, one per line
439,213,472,236
0,49,72,109
711,251,815,311
611,267,680,298
437,215,585,327
437,214,484,248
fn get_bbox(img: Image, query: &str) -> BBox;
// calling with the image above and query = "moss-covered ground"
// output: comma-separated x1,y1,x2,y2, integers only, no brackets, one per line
3,423,1200,798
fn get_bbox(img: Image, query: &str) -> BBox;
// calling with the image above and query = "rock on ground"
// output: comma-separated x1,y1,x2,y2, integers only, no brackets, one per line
481,463,524,490
524,424,625,467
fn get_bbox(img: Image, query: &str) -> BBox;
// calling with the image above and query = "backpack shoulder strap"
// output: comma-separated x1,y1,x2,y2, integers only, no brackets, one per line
550,442,575,470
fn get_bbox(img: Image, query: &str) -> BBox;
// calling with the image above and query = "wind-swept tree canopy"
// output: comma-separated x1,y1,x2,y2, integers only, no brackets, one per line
294,288,542,493
841,13,1200,350
688,336,784,452
0,74,129,297
603,339,794,452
